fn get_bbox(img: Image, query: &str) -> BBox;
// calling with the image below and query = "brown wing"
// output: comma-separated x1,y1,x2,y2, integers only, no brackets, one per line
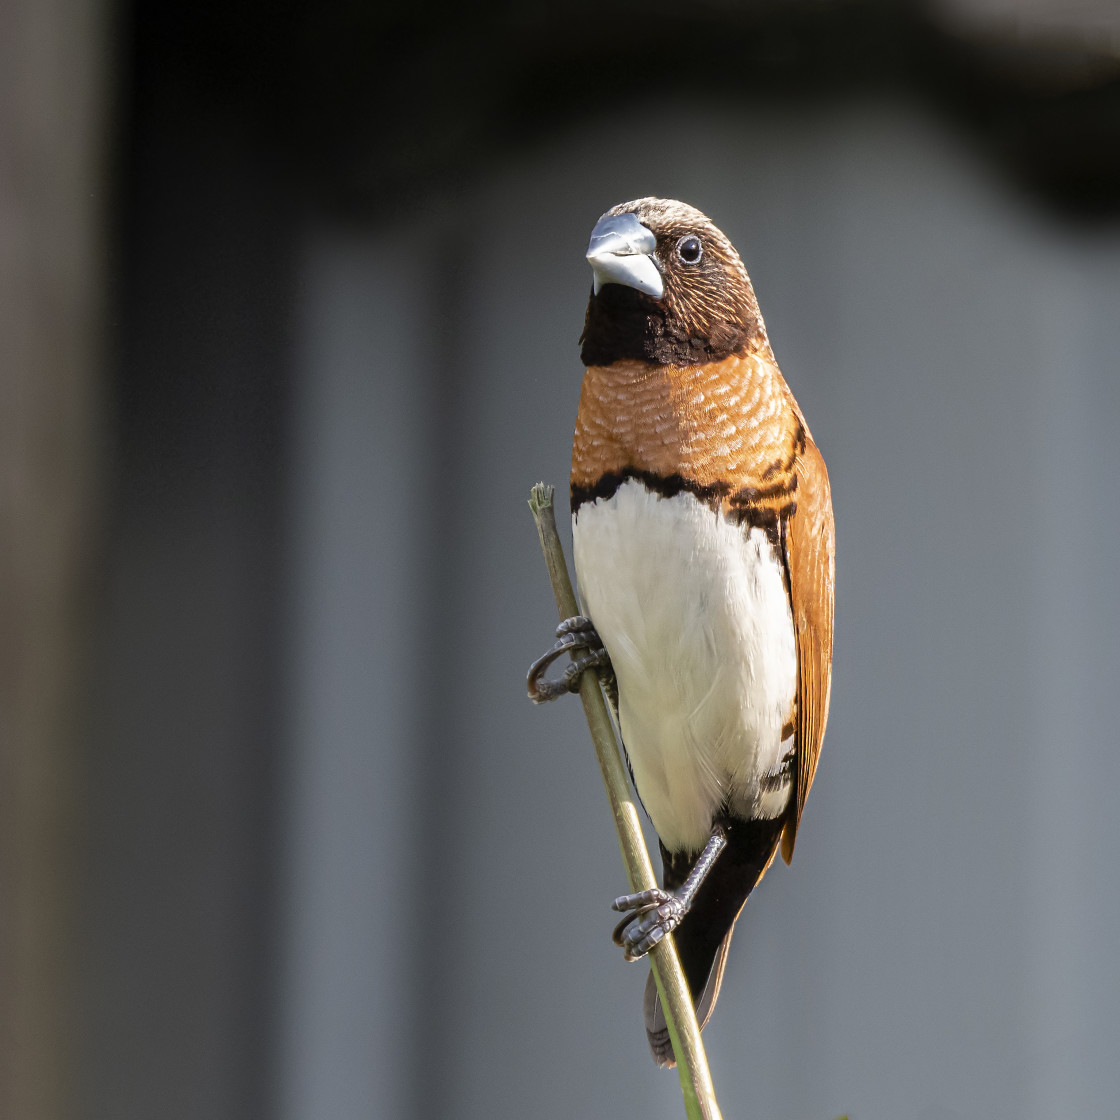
780,430,835,864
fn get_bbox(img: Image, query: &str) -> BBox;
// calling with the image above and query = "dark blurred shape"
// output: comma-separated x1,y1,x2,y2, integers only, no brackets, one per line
125,0,1120,217
82,126,293,1120
929,0,1120,213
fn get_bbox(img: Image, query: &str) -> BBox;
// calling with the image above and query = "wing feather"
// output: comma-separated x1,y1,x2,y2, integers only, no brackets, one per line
781,431,834,863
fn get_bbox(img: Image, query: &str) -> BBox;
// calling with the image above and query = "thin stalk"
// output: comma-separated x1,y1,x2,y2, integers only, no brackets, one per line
528,482,723,1120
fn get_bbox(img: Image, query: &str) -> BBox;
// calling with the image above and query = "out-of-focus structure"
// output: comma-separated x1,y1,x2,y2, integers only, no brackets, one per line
4,3,1120,1119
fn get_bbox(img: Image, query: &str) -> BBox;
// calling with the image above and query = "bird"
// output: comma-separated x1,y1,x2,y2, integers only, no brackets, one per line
528,197,835,1066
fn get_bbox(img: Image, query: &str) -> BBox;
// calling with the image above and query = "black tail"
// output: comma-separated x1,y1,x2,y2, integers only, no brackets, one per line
644,816,784,1067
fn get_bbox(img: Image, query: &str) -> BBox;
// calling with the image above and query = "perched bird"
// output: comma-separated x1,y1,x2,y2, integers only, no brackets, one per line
529,198,835,1066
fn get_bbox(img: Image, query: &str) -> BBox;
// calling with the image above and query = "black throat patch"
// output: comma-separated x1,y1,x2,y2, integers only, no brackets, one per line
579,284,755,367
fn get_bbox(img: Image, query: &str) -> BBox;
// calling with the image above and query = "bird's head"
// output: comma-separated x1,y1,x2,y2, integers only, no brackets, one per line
580,197,769,368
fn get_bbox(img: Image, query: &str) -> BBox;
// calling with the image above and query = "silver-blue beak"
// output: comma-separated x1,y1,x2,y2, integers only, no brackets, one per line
586,213,664,299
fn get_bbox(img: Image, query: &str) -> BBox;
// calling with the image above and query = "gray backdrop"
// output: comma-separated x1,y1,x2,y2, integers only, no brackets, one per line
276,98,1120,1119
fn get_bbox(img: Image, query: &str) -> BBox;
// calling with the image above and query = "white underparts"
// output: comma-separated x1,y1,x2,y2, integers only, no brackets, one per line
572,479,797,854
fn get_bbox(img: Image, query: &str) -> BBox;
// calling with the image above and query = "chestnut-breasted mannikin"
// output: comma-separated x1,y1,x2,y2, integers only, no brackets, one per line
529,198,835,1066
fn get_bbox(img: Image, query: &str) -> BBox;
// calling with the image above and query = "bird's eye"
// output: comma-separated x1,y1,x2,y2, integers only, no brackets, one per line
676,235,702,264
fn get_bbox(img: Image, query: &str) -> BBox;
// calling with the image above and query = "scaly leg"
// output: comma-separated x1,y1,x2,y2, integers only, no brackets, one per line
611,825,728,961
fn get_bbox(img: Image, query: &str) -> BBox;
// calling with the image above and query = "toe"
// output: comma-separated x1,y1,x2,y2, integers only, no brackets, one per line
611,888,670,913
619,898,684,957
557,615,596,639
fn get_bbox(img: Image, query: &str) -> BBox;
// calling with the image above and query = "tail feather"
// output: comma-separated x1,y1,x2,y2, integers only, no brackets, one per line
643,816,783,1067
644,929,733,1067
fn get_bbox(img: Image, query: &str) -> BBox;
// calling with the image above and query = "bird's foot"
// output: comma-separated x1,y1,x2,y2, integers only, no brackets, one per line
526,616,614,704
611,888,687,961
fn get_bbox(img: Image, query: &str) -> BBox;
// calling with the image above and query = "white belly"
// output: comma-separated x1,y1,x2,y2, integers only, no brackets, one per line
572,478,797,854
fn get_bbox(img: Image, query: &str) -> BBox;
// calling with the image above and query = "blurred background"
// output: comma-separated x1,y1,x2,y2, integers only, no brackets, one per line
4,1,1120,1118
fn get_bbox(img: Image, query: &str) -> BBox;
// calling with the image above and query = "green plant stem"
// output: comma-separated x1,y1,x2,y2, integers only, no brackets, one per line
529,482,723,1120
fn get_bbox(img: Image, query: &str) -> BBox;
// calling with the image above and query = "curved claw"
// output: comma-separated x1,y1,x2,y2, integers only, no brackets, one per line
611,888,686,961
526,617,611,704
